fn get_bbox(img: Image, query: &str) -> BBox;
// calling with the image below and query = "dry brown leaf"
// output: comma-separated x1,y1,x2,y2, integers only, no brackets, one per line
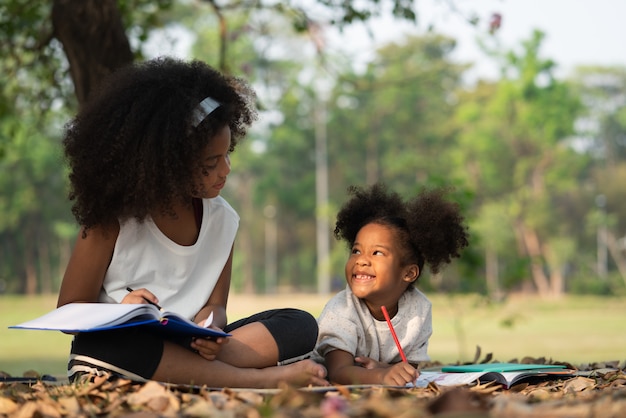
127,381,168,405
508,401,592,417
35,399,62,418
526,387,554,401
361,392,399,417
56,396,81,416
205,390,232,409
563,377,596,393
0,397,18,414
469,381,502,394
7,382,34,397
146,395,170,411
610,379,626,388
242,406,262,418
180,392,196,403
1,360,625,418
425,381,441,395
126,385,179,416
22,370,40,379
13,400,38,418
427,387,488,416
234,390,265,406
181,397,222,417
74,373,111,396
589,391,626,417
269,385,319,409
471,345,482,363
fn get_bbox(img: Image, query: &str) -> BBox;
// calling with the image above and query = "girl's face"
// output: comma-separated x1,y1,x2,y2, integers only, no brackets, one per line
345,223,418,313
196,125,232,199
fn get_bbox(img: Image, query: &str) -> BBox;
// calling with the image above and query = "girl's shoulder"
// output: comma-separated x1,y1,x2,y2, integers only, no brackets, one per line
320,286,370,319
319,288,351,315
82,222,121,245
401,287,431,306
206,196,239,220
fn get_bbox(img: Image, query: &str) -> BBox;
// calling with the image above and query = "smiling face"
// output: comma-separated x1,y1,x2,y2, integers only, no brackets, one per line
345,222,418,314
195,124,232,199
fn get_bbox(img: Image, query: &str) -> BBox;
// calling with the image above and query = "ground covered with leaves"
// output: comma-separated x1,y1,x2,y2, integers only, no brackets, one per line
1,359,625,417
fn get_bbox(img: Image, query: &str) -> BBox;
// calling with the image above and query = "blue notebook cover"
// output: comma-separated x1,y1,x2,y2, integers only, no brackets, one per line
9,302,230,338
441,363,566,373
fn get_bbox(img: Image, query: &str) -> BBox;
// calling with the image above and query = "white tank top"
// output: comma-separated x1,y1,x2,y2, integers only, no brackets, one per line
99,196,239,319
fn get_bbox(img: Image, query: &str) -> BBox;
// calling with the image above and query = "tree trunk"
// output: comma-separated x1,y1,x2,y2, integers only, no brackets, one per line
516,222,552,297
23,240,37,295
232,174,256,294
58,236,72,290
38,234,52,294
606,230,626,288
549,268,564,298
51,0,133,106
366,115,380,185
485,248,502,301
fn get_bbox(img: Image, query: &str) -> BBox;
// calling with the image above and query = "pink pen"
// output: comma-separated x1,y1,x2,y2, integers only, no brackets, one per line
381,305,408,363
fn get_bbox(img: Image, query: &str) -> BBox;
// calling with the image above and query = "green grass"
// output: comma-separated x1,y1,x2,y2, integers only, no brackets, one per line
426,294,626,365
2,293,625,378
0,295,72,377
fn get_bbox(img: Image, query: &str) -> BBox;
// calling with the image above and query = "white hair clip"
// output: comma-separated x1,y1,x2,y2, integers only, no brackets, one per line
191,96,221,127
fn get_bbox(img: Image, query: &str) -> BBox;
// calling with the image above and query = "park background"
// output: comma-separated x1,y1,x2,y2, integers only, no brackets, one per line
1,0,625,377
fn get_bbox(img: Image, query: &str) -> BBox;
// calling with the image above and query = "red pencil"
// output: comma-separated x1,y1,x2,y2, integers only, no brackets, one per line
381,305,408,363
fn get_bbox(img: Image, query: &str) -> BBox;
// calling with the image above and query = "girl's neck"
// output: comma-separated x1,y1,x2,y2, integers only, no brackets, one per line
151,200,201,246
368,303,399,321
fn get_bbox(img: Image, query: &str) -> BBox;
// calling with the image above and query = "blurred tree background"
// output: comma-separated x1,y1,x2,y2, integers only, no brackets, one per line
1,0,625,299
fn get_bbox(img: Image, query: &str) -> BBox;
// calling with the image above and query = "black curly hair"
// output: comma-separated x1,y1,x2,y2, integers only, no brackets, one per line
334,183,469,280
63,57,258,231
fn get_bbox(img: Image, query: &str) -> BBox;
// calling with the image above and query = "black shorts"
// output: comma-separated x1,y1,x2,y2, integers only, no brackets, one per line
68,308,318,382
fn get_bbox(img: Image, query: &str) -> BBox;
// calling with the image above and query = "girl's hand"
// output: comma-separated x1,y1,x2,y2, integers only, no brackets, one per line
380,362,418,386
191,335,229,361
122,288,159,306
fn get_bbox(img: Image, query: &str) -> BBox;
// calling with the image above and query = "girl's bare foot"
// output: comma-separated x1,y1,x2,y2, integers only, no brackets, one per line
271,359,329,387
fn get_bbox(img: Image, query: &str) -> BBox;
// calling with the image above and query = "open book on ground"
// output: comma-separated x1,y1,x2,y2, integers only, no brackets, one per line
9,303,229,338
414,363,576,389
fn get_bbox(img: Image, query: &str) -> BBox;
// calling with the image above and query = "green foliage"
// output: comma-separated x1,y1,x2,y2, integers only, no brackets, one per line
118,0,174,42
0,1,75,288
451,30,594,296
2,1,626,296
327,34,467,191
0,1,76,112
315,0,416,25
0,103,73,292
568,272,625,296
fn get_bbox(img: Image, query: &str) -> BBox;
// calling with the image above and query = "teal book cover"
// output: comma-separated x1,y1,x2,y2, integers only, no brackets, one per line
441,363,566,373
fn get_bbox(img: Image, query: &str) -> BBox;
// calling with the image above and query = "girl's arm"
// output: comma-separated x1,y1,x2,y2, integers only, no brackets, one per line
326,349,417,385
57,224,119,307
190,246,233,360
193,245,233,329
326,349,385,384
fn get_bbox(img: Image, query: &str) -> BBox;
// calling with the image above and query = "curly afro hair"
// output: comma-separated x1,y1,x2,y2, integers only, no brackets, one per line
334,183,469,280
63,57,258,231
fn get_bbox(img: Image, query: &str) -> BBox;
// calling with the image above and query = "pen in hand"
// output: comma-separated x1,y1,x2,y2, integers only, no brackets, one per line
381,305,408,363
126,287,164,311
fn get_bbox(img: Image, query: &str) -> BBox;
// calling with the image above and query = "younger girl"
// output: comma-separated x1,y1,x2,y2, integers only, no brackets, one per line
58,57,327,388
315,183,469,385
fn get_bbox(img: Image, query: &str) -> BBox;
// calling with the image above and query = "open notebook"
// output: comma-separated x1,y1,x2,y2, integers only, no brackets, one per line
414,363,575,389
9,303,229,338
